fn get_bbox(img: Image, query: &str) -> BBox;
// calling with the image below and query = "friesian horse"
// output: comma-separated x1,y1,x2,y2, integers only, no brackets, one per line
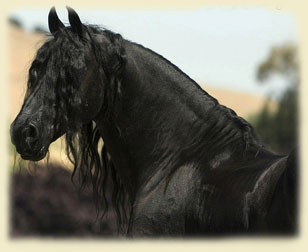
10,7,297,236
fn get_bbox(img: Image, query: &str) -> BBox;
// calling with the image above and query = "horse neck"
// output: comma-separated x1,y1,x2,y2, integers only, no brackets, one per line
95,40,250,198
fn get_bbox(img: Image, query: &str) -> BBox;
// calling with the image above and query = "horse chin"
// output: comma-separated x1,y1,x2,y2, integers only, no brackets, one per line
20,145,49,162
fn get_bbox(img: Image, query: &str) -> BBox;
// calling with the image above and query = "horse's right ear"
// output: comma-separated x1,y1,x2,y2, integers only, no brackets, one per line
48,7,65,35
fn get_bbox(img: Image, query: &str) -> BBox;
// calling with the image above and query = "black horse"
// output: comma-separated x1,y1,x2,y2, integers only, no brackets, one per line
10,7,297,236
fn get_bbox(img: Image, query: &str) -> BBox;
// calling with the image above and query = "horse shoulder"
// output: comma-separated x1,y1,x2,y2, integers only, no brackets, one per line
128,163,202,236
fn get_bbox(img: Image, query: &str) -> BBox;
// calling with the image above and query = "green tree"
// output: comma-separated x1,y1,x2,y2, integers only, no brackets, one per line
257,44,298,86
253,44,298,154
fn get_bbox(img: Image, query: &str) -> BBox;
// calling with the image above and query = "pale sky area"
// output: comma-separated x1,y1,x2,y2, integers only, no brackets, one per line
9,7,298,99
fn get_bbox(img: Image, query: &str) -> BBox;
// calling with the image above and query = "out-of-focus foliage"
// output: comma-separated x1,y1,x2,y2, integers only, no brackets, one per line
8,16,23,28
252,44,298,154
11,163,116,237
257,44,299,86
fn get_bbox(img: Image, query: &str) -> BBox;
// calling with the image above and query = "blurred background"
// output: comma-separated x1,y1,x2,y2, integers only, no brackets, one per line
8,7,298,237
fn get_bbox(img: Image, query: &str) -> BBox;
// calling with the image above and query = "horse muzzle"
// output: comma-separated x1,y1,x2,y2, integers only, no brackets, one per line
10,120,49,161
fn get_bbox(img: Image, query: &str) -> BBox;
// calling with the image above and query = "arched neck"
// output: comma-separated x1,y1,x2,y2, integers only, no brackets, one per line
94,40,256,199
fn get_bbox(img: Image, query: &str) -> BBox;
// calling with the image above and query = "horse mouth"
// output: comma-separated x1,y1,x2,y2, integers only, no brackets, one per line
20,145,48,161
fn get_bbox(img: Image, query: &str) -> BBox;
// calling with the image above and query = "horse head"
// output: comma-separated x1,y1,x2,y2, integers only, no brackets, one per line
10,7,106,161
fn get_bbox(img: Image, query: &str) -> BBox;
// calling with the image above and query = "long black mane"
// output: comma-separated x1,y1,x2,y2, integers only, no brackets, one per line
26,25,130,231
26,23,262,232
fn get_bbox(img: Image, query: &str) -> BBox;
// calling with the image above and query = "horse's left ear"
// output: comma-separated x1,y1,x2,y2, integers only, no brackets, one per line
67,6,85,38
48,7,65,35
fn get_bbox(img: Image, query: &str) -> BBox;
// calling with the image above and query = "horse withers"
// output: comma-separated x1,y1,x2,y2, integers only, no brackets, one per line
10,7,298,236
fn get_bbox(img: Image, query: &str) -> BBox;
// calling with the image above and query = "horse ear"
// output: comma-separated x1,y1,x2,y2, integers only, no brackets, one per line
48,7,65,35
67,6,85,38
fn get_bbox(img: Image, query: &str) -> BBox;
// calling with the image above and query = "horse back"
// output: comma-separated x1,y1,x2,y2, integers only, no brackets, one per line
264,148,298,234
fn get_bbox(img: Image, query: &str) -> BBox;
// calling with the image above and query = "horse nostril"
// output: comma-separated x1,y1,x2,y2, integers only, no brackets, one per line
29,124,38,138
24,123,39,141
